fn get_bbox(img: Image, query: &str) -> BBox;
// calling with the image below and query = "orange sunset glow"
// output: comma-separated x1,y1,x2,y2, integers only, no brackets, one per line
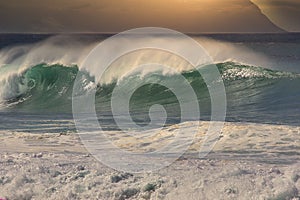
1,0,299,33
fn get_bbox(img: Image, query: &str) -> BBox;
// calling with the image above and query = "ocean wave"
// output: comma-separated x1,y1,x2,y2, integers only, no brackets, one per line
0,62,299,114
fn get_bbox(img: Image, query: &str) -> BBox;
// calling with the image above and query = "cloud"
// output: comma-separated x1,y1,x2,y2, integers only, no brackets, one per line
0,0,284,33
251,0,300,31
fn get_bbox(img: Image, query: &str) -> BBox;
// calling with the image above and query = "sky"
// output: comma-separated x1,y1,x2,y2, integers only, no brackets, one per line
0,0,299,33
251,0,300,32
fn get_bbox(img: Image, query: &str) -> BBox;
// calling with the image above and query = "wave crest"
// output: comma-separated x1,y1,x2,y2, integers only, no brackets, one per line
0,62,299,112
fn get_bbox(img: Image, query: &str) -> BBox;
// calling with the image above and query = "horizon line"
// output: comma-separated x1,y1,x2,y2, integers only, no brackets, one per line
0,30,298,35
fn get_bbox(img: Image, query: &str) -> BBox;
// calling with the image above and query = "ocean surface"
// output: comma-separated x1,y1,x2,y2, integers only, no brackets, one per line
0,33,300,133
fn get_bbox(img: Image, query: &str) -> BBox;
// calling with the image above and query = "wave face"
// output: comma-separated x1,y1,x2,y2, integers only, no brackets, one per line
1,62,300,126
0,64,78,112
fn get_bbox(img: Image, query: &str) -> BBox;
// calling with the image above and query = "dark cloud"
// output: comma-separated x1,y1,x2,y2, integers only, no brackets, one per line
0,0,285,33
251,0,300,31
265,0,300,8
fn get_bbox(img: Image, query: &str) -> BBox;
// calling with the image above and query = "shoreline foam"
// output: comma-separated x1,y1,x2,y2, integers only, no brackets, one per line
0,121,299,199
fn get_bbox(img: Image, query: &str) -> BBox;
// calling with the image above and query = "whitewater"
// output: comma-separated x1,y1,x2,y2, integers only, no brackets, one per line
0,34,300,132
0,33,300,199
